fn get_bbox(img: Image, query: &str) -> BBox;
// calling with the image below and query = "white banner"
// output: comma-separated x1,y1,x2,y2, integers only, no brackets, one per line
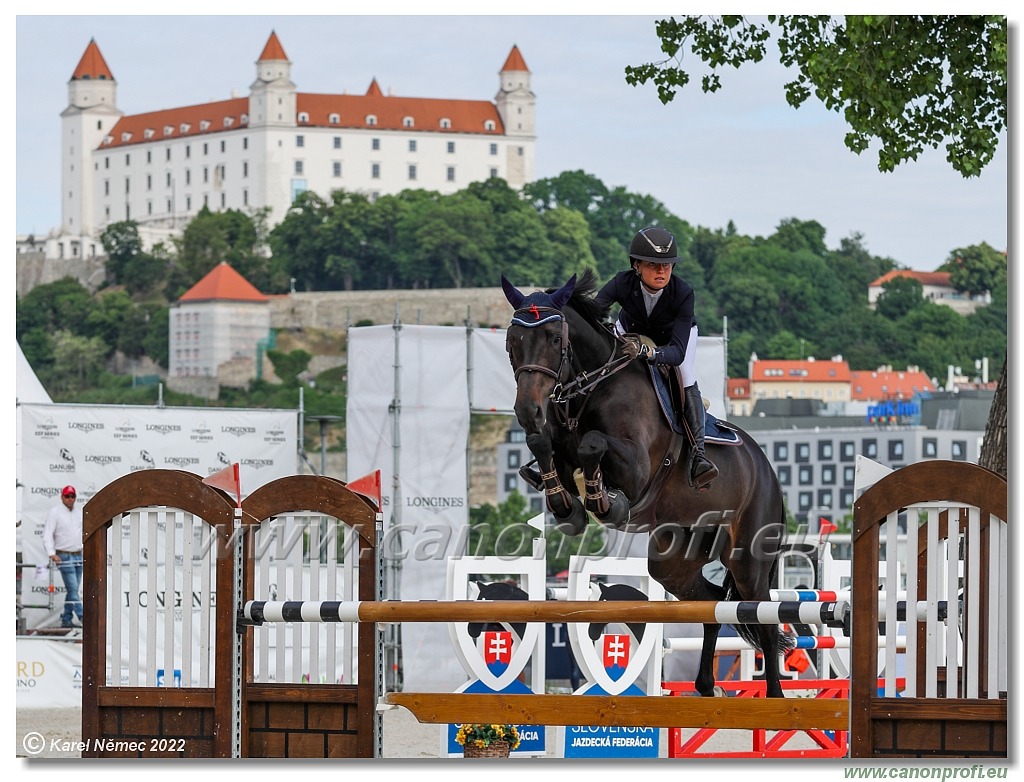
18,403,299,571
16,638,83,709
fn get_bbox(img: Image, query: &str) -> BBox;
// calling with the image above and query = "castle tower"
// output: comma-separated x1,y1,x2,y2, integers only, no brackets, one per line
60,39,122,243
248,31,297,129
494,45,535,187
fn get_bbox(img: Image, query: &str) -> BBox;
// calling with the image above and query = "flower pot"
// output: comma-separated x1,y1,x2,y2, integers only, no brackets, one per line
462,740,511,758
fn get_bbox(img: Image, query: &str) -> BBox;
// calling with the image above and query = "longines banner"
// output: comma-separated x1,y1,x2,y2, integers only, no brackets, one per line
18,403,299,573
346,323,728,692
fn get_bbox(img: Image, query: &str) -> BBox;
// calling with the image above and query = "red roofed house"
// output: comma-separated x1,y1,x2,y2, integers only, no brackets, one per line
727,377,753,416
850,365,936,403
867,269,992,315
169,262,271,398
748,355,852,404
51,32,535,263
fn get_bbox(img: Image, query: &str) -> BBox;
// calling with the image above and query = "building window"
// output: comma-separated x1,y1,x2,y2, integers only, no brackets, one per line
821,465,836,485
777,465,791,486
818,441,833,460
504,474,518,492
817,489,833,509
795,443,810,463
951,440,967,461
798,492,813,512
243,189,248,206
484,120,495,131
798,466,813,485
295,160,304,175
409,139,417,152
403,116,414,127
774,442,789,461
490,168,498,178
440,118,451,129
372,138,380,151
446,166,455,182
220,140,226,153
840,489,854,509
329,114,340,125
243,137,248,150
888,439,905,461
203,167,209,183
185,170,191,185
125,153,130,166
104,180,110,196
447,141,455,153
507,451,520,469
147,150,152,163
371,163,381,179
490,143,498,155
186,195,191,210
408,164,417,180
333,161,342,177
366,115,378,126
840,441,855,462
530,497,543,512
297,113,309,124
146,174,152,190
862,438,878,459
125,177,130,193
203,143,208,156
843,465,855,486
242,162,248,178
333,136,341,149
220,192,226,208
923,437,938,458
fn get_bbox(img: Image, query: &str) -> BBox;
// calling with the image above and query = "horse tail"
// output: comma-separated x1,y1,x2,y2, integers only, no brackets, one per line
723,561,797,654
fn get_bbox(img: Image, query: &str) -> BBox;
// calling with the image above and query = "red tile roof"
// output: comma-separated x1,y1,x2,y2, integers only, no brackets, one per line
850,369,935,401
868,269,952,288
258,31,289,62
752,359,852,383
501,45,530,72
72,39,114,81
179,263,268,303
727,378,750,397
98,31,510,150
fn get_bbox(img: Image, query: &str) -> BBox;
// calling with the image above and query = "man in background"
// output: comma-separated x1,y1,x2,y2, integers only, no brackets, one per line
43,485,84,629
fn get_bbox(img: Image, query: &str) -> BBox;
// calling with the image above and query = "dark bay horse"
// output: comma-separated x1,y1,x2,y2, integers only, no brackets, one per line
501,270,793,698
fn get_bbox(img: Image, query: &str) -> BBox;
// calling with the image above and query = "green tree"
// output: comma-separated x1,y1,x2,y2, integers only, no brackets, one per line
468,492,538,558
100,220,143,286
266,348,312,387
874,276,924,320
942,242,1006,297
626,15,1007,176
47,330,109,394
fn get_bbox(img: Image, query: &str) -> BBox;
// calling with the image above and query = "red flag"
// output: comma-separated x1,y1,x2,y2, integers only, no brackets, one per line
204,463,241,507
347,470,381,509
819,517,838,538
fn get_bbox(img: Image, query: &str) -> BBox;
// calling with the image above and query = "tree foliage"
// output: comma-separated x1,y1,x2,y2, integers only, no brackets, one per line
626,15,1007,176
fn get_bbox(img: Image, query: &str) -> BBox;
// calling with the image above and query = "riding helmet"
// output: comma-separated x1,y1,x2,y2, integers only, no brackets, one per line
629,226,678,264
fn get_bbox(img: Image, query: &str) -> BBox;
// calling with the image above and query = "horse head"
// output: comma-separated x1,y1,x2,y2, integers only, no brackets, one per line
467,580,529,641
501,275,577,435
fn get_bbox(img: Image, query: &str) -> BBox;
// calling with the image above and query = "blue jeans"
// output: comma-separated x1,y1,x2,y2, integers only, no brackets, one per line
57,552,84,626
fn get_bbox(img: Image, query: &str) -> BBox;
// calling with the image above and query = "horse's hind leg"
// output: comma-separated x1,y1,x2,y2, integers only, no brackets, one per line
696,623,721,697
757,624,786,698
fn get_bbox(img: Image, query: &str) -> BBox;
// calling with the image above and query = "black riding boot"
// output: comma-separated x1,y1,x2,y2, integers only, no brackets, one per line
683,383,719,491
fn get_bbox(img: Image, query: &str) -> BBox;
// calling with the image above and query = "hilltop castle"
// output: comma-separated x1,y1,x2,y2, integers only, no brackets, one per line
46,31,536,262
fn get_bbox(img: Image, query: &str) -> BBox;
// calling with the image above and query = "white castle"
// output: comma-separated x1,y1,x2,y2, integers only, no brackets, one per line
46,31,536,262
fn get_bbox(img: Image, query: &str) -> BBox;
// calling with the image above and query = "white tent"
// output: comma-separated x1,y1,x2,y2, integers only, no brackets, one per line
17,342,52,551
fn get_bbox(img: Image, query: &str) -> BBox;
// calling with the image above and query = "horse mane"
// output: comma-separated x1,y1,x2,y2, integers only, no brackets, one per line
555,268,612,339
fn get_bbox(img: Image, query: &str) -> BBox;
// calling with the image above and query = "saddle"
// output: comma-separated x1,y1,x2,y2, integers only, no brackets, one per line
645,364,741,446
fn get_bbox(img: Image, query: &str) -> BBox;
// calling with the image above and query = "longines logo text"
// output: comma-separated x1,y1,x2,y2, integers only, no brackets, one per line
406,496,465,508
85,455,122,466
32,487,60,498
241,458,274,469
222,426,256,437
68,422,104,432
164,456,200,467
146,424,181,435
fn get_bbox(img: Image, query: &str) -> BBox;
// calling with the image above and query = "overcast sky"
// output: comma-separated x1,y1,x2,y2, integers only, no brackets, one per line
12,10,1013,272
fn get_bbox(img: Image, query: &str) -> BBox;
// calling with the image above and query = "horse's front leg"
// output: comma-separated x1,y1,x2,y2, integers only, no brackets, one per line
526,432,587,535
578,431,636,529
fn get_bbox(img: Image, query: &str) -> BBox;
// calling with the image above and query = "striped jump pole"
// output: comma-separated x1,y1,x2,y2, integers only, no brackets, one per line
239,599,850,628
663,634,908,653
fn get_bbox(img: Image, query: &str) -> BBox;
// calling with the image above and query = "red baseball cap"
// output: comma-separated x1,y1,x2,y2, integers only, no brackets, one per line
61,485,77,497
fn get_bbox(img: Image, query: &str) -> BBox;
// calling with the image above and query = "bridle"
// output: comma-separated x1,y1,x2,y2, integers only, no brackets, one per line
507,304,633,411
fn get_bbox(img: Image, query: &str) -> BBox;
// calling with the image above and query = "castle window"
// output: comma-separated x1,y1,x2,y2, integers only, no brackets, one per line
298,112,309,123
144,129,155,139
372,138,380,151
447,141,455,153
446,166,455,182
366,115,378,126
121,133,132,143
224,117,234,127
296,135,305,148
180,123,191,134
408,139,417,152
241,114,248,124
371,163,380,179
164,125,174,136
333,136,341,149
199,120,211,131
329,113,340,125
333,161,341,177
403,116,414,128
490,143,498,155
408,164,417,180
440,118,451,129
484,120,496,131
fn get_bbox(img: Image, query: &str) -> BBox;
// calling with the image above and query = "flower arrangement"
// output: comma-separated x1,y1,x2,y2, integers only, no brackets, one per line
455,723,521,751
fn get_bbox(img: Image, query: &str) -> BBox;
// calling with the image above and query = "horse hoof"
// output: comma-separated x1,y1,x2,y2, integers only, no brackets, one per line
713,685,729,697
552,497,588,536
594,490,631,530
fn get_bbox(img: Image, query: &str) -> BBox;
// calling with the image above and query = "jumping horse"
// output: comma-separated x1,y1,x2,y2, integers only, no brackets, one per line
501,269,793,698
